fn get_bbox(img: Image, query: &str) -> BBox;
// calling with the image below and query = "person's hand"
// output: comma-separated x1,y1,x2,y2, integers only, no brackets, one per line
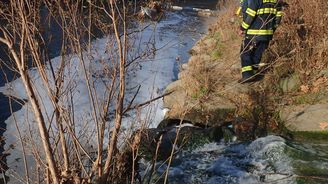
238,29,245,36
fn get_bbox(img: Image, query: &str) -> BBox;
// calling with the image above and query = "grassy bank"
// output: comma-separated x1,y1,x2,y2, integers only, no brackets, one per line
167,0,328,139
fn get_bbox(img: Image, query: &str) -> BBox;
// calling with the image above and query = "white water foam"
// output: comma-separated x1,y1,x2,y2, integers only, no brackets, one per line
150,135,295,184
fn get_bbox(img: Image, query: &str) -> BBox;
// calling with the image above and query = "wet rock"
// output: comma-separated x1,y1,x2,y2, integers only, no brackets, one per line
279,74,301,93
136,126,223,161
157,119,193,129
233,119,255,140
280,104,328,132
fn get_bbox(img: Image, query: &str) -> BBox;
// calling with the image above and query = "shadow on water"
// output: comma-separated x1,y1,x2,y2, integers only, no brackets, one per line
0,42,24,181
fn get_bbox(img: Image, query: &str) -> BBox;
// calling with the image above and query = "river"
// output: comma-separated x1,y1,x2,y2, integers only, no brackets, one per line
145,135,328,183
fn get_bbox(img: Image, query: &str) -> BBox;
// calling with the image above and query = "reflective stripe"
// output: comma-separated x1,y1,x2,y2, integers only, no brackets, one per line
247,29,274,35
277,11,283,17
263,0,277,3
257,8,277,15
242,21,250,29
241,66,253,72
246,8,256,17
236,7,242,15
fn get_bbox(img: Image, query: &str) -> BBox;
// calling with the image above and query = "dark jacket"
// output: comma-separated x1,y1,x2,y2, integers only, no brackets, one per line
240,0,283,41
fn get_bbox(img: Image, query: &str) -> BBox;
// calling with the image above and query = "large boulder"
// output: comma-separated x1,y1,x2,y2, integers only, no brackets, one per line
163,94,236,127
279,74,301,93
280,104,328,132
136,126,223,160
163,80,187,110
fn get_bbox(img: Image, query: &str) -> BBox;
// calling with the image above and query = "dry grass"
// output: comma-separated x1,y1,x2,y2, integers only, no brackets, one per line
178,0,328,135
265,0,328,92
184,0,328,99
181,0,241,99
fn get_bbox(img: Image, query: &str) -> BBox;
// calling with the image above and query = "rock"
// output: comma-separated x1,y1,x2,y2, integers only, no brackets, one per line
279,74,301,93
163,94,236,127
136,126,223,161
189,38,216,55
171,5,183,11
157,119,193,129
189,41,203,55
163,71,242,127
197,11,213,17
224,81,251,94
163,80,187,109
181,63,189,70
280,104,328,132
199,97,236,126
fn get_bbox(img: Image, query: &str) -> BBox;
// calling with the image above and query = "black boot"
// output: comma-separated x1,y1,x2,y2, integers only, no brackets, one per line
238,71,255,84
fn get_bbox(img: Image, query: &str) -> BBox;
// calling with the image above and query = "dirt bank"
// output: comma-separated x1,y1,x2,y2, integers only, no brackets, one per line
163,0,328,140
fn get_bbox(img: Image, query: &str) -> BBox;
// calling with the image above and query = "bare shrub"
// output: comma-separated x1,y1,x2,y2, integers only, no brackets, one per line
0,0,160,183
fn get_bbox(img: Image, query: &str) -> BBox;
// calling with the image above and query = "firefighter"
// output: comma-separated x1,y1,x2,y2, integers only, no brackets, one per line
238,0,284,83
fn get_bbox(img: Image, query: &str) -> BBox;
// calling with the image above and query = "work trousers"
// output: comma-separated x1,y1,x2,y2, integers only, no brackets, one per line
240,38,269,78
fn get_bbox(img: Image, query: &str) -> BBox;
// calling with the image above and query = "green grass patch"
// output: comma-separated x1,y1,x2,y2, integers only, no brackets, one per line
292,91,327,105
210,49,222,60
191,86,209,100
291,131,328,143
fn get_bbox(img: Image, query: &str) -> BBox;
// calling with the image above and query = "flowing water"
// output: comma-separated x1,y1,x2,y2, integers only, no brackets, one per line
144,135,328,184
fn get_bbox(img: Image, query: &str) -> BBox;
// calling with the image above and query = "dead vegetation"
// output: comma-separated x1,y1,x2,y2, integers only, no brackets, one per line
182,0,241,99
265,0,328,94
178,0,328,136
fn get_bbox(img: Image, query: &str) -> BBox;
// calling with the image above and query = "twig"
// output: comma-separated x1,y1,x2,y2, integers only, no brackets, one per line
123,91,172,114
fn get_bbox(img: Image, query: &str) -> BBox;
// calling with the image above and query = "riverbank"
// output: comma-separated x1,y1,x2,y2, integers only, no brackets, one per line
163,0,328,140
